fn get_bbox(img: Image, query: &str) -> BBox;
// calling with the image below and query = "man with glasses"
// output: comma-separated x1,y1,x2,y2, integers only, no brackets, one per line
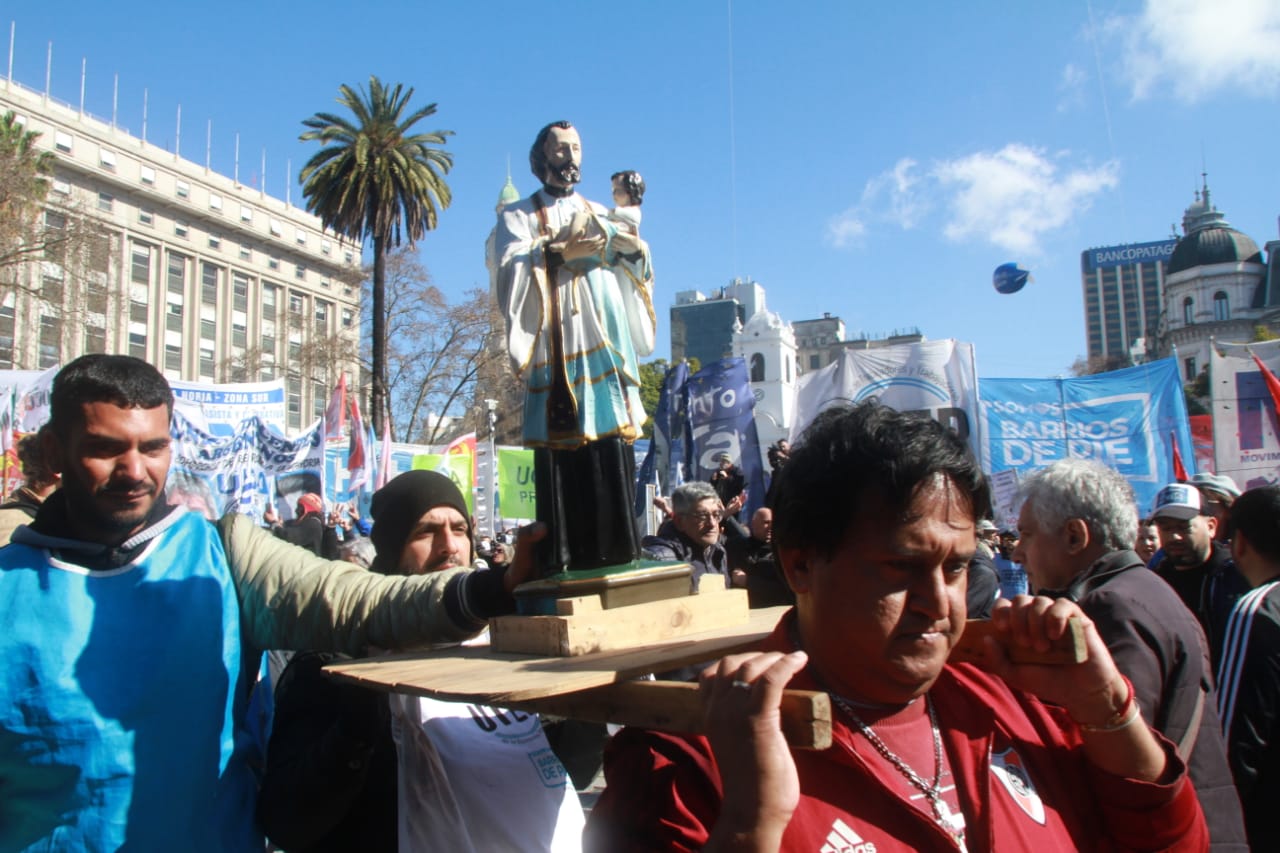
641,481,733,592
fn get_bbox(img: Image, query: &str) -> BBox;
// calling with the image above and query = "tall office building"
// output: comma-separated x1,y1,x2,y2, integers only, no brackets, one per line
1,76,361,434
1080,238,1176,364
669,277,763,366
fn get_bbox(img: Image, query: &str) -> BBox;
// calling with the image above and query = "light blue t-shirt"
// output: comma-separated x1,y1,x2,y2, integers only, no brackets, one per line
0,510,261,852
994,553,1029,599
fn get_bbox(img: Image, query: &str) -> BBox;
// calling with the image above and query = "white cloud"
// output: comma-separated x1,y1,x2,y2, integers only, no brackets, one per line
1057,63,1088,112
824,158,927,248
1111,0,1280,101
827,146,1118,257
934,144,1118,256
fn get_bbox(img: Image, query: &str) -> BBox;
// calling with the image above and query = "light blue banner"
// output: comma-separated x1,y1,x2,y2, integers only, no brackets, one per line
980,357,1194,513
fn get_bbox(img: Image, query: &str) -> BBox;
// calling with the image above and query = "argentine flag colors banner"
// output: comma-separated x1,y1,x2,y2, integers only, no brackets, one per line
980,357,1192,514
790,339,982,459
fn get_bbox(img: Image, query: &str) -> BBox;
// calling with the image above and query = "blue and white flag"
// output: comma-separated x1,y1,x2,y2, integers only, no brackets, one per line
686,358,767,521
635,361,692,517
980,357,1193,513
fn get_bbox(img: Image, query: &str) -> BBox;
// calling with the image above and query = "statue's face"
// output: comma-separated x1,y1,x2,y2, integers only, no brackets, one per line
542,125,582,189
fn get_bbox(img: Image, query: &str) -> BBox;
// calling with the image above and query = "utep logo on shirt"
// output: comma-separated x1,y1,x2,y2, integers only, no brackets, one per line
991,747,1046,824
820,818,877,853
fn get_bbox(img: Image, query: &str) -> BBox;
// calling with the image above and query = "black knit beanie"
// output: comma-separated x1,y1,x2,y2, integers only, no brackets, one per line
369,470,472,574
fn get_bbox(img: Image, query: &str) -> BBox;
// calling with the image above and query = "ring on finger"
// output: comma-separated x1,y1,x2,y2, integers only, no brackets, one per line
730,679,752,690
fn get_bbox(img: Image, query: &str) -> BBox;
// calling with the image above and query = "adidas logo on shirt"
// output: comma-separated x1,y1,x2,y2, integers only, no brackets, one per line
820,818,878,853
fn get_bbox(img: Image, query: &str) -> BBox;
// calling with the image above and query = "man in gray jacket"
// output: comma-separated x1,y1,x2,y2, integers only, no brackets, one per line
1014,458,1246,850
0,354,528,852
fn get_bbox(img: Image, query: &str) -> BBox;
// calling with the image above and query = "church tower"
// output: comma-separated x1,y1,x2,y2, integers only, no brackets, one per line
732,306,797,450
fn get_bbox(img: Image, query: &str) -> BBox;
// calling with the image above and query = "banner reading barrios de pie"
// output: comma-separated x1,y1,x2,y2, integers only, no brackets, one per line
980,357,1193,514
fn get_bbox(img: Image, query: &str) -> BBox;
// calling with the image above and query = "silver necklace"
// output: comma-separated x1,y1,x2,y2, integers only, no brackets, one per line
832,693,967,852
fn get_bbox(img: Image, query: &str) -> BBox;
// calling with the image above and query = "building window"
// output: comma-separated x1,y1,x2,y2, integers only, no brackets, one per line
129,332,147,360
131,245,151,285
269,218,283,237
289,293,304,316
140,165,156,185
240,205,253,223
44,209,66,230
174,220,189,239
342,308,353,328
295,228,307,246
808,354,820,370
750,353,765,382
138,208,154,226
165,344,182,373
268,256,280,271
233,273,249,312
99,148,117,170
199,346,216,380
1185,356,1197,382
0,304,15,368
209,193,223,212
54,131,72,153
201,262,219,305
167,254,186,295
295,263,306,280
321,239,331,255
39,315,62,368
208,235,221,251
239,243,251,261
1214,291,1229,321
51,178,70,195
315,299,330,334
232,321,247,349
175,180,190,199
83,325,106,354
97,192,114,212
287,373,302,431
1183,297,1194,325
262,282,278,320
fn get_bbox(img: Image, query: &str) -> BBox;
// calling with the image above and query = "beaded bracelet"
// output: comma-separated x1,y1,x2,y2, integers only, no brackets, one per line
1075,679,1142,733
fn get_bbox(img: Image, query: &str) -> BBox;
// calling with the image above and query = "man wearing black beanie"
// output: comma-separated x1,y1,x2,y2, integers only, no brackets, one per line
259,472,583,851
369,470,473,576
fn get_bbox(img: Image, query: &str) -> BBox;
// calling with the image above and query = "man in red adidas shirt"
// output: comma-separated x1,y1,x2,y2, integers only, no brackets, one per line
586,402,1206,852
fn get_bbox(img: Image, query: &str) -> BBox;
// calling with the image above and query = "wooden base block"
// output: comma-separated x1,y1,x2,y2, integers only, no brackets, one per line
491,584,749,656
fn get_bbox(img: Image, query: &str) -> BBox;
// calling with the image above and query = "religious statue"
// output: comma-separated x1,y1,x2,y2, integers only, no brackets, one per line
492,122,655,575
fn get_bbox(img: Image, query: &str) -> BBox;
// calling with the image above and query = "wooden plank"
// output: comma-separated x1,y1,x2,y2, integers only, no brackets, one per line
325,613,1088,715
501,681,832,750
949,616,1087,666
327,605,787,703
490,586,750,656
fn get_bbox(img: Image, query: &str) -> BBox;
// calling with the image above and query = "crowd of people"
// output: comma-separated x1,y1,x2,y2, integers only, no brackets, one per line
3,354,1280,851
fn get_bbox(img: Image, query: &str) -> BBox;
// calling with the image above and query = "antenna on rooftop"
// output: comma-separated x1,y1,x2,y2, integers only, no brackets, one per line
43,41,50,105
112,73,118,128
175,104,181,159
78,57,85,116
205,120,211,172
142,88,148,143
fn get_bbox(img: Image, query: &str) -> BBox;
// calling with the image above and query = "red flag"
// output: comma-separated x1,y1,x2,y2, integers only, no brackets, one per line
1251,352,1280,419
323,375,347,441
347,397,367,489
1171,431,1188,482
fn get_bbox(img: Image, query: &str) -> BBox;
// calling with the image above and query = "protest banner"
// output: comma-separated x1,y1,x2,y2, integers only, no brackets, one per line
791,340,982,460
1210,339,1280,490
497,448,536,522
980,357,1192,513
169,408,324,521
170,378,288,437
685,358,767,520
411,453,475,515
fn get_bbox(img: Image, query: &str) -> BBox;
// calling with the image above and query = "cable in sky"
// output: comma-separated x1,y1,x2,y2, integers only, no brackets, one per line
1085,0,1129,238
726,0,739,278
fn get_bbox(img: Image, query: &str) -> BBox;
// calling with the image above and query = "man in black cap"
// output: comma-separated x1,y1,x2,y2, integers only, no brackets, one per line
258,471,583,852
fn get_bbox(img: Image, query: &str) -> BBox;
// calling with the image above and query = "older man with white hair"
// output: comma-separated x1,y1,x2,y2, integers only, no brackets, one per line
1015,458,1246,850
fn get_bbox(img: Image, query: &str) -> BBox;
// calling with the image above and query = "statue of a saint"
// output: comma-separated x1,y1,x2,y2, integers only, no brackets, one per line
492,122,655,574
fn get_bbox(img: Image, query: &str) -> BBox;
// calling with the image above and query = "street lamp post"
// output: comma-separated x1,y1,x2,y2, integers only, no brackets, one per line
485,399,499,539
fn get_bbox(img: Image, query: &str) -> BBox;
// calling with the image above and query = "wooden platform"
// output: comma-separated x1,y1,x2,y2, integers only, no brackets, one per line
491,584,750,656
324,611,1087,751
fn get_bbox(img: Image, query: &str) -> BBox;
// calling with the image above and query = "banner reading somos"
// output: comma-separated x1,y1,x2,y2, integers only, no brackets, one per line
980,357,1193,513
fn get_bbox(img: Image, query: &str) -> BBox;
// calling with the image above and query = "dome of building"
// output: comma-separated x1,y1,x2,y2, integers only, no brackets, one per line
497,175,520,207
1168,182,1263,275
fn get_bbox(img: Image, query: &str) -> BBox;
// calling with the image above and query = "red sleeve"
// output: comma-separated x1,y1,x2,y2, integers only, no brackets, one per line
1088,730,1209,852
583,728,724,853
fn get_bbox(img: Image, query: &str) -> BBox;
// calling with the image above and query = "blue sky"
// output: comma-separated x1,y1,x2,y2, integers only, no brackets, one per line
6,1,1279,378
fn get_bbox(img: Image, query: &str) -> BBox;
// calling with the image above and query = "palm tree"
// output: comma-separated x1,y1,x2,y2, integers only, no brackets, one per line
299,77,453,435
